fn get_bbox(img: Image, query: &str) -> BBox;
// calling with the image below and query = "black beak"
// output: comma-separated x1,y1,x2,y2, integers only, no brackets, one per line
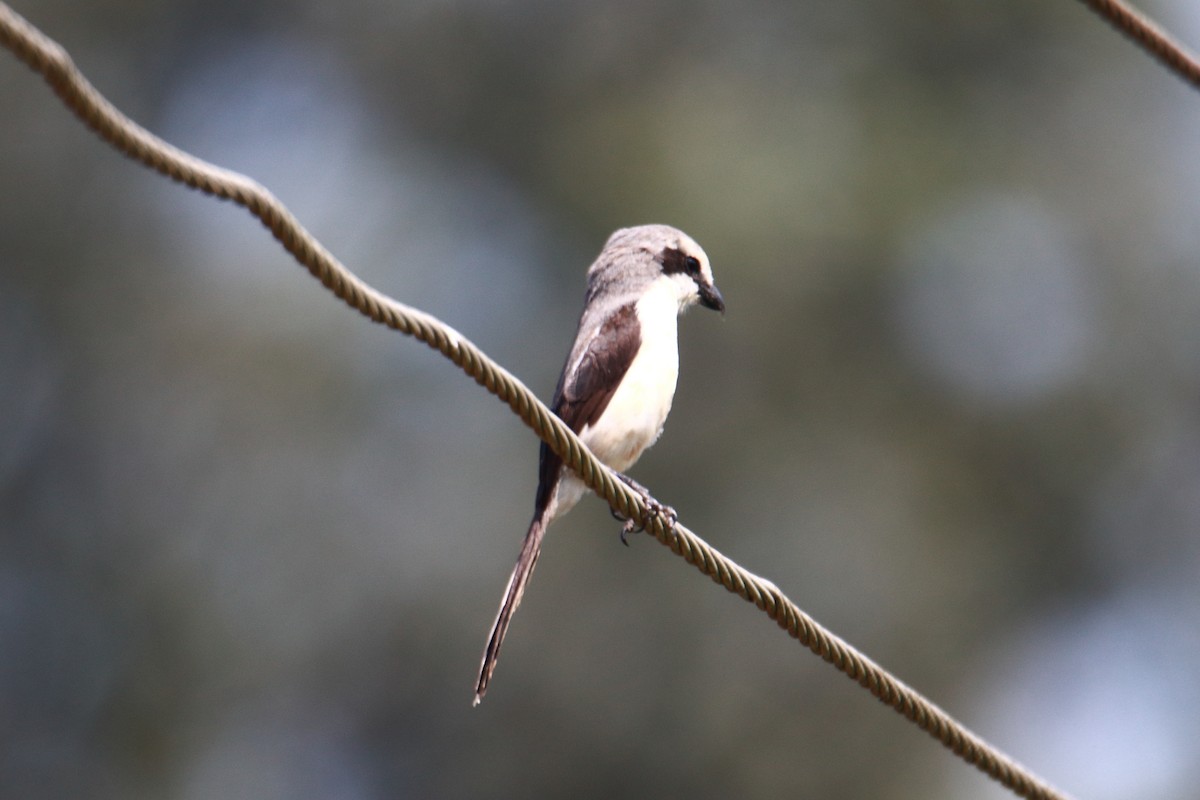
699,282,725,314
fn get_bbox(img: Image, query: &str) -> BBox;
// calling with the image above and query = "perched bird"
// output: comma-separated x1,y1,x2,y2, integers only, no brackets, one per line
474,224,724,704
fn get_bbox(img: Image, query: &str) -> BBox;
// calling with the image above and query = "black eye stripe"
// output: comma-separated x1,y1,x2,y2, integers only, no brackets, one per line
659,247,702,277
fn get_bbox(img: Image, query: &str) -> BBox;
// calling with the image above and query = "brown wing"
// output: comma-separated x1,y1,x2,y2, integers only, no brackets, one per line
533,302,641,513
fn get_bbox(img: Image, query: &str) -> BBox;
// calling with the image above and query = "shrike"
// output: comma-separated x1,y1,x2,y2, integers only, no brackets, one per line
474,224,724,704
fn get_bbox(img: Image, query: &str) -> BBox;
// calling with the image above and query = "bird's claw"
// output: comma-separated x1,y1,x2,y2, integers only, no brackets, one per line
620,516,640,546
614,473,677,545
655,501,679,530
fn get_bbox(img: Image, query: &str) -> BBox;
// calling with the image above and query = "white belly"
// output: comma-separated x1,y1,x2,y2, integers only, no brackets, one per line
579,283,680,472
545,280,683,524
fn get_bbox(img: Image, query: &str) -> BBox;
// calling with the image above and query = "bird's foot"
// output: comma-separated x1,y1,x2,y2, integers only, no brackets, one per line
619,516,641,546
614,473,677,545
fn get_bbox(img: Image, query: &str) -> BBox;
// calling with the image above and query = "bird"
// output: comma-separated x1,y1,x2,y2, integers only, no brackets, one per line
474,224,724,705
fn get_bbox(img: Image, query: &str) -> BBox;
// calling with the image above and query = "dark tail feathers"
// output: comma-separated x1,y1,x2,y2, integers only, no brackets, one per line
474,515,547,705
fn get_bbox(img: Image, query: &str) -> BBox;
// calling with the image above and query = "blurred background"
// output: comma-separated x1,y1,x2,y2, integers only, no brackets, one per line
2,0,1199,797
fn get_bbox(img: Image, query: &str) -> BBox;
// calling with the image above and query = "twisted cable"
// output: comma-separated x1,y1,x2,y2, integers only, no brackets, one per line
1075,0,1200,90
1,4,1073,799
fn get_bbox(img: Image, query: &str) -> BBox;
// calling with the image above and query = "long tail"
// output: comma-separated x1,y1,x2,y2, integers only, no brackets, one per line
474,514,548,705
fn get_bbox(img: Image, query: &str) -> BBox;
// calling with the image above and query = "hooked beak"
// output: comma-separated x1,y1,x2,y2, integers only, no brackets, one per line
699,282,725,314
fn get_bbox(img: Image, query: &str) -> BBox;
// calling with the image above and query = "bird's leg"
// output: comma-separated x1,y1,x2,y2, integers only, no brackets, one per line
614,473,678,545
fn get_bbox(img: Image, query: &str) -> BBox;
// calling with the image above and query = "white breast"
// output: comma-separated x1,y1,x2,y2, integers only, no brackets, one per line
579,280,680,472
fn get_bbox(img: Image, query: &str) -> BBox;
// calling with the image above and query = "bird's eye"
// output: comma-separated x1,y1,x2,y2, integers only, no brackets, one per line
684,256,701,276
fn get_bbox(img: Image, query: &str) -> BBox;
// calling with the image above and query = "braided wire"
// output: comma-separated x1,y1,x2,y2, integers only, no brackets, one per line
1075,0,1200,90
0,4,1073,799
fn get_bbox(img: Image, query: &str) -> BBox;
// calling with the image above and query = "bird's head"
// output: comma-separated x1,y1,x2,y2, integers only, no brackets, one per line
589,224,725,315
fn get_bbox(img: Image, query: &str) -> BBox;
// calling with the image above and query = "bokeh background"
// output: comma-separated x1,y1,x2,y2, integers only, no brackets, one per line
3,0,1200,798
